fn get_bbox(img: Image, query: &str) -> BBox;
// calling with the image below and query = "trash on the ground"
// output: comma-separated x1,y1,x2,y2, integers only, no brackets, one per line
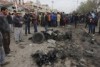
31,48,68,67
29,44,33,46
30,27,100,67
47,39,56,44
18,45,25,49
47,30,53,35
31,50,57,67
83,50,94,57
29,29,73,44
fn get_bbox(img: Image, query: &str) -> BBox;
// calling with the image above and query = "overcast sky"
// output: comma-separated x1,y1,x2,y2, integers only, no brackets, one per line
24,0,87,13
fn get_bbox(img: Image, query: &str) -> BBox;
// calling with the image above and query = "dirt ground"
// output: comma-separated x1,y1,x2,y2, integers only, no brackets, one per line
4,26,65,67
3,25,100,67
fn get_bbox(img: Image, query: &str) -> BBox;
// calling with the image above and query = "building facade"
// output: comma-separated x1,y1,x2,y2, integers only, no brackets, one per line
7,0,24,5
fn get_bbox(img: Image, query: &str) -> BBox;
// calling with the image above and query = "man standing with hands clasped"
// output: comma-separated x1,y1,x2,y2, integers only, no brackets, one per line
13,12,23,44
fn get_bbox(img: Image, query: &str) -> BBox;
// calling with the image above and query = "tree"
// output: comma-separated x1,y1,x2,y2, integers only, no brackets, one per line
77,0,98,14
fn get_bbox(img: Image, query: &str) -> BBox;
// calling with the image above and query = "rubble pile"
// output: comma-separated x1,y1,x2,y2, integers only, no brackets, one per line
31,49,66,67
30,29,72,44
31,26,100,67
80,32,100,67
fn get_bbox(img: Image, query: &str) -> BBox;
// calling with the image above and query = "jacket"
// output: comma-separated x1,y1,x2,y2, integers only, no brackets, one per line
32,14,37,24
7,15,13,24
0,32,3,47
0,13,10,33
13,16,23,27
24,14,31,24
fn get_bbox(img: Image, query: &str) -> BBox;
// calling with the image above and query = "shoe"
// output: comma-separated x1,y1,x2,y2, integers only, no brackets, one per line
6,54,12,57
5,50,10,55
28,33,31,34
1,61,10,66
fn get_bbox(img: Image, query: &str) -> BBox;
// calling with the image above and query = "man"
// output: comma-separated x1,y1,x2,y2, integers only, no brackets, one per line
57,12,61,27
91,11,97,35
74,13,79,28
24,12,31,36
48,13,51,27
44,13,49,31
0,32,10,66
13,12,23,44
32,13,38,32
7,12,13,32
85,13,89,28
60,12,65,27
0,7,10,55
98,12,100,34
41,13,45,26
51,13,57,27
38,13,42,26
88,14,93,33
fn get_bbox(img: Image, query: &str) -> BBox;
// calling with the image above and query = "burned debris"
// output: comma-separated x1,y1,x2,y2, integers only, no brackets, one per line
31,51,49,67
31,50,58,67
30,27,100,67
29,29,73,44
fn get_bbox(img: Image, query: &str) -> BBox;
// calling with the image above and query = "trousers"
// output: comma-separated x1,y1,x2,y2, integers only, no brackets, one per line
89,24,95,34
9,24,14,33
25,23,30,34
14,27,23,42
0,32,5,64
0,47,5,64
2,32,10,55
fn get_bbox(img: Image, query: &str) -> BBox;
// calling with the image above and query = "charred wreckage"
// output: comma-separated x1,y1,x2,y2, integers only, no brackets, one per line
29,28,100,67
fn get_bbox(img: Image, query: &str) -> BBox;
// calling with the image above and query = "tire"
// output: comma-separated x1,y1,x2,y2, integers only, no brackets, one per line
32,32,45,44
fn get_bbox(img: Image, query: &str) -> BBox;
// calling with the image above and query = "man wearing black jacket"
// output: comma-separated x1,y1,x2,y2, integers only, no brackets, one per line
24,12,31,35
13,12,23,44
0,7,10,55
7,13,13,32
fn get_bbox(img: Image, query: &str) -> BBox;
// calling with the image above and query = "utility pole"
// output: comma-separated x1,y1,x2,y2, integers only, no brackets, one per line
51,0,54,12
36,0,39,15
77,0,78,8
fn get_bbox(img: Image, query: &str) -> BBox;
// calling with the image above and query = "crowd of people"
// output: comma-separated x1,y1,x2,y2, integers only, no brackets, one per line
0,6,100,66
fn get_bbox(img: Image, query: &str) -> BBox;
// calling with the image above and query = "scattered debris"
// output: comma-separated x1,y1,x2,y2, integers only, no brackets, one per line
83,49,94,57
47,39,56,44
31,50,57,67
31,27,100,67
30,29,73,44
29,44,33,46
19,44,25,49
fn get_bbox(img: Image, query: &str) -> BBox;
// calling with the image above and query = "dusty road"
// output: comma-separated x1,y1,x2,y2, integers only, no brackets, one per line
4,26,65,67
3,25,100,67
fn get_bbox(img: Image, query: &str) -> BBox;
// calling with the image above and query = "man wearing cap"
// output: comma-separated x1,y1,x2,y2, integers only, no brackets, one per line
13,12,23,44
